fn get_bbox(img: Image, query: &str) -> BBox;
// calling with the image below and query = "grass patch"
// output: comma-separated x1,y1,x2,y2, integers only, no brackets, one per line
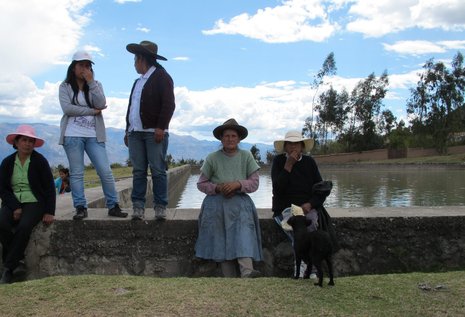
0,271,464,316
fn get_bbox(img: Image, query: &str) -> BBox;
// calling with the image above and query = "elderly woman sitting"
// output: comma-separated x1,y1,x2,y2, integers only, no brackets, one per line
195,119,263,278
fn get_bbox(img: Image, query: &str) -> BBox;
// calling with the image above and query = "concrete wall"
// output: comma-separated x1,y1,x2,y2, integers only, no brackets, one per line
88,165,191,209
23,208,465,281
313,145,465,164
9,165,465,281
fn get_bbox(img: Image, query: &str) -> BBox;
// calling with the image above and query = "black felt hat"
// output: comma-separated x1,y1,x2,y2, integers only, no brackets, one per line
126,40,167,61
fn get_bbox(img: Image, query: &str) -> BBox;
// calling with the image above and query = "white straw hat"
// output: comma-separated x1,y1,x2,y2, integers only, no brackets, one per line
273,130,314,153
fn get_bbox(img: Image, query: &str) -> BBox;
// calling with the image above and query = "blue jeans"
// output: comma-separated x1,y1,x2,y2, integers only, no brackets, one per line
128,131,168,209
63,137,118,209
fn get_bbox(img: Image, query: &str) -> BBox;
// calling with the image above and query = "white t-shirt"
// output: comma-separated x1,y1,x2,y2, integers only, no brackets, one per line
65,91,97,137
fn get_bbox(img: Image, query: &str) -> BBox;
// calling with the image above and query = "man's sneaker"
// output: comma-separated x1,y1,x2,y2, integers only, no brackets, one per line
131,207,145,221
73,206,88,220
108,203,128,218
154,205,167,221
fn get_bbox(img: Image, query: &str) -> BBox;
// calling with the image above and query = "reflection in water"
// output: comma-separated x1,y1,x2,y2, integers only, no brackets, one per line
174,168,465,209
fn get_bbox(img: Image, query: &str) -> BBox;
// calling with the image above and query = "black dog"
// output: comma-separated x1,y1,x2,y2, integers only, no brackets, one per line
287,215,335,287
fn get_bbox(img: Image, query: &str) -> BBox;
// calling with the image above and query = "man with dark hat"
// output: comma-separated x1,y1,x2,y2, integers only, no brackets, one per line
125,40,175,221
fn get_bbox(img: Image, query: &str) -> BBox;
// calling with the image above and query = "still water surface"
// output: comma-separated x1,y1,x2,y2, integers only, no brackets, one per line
173,167,465,209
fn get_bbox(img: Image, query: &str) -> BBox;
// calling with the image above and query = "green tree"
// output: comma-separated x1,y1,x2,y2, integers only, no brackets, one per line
342,71,389,151
386,120,411,150
265,150,275,165
166,154,175,167
314,86,349,152
303,52,337,139
380,109,397,135
407,52,465,153
250,145,262,164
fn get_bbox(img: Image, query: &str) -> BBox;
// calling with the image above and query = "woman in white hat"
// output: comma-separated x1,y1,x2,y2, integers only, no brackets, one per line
271,130,322,220
0,125,55,284
195,119,263,278
271,130,323,276
272,131,339,277
58,50,127,220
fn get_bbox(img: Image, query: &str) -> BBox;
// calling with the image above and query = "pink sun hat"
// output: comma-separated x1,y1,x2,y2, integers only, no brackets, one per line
6,125,45,147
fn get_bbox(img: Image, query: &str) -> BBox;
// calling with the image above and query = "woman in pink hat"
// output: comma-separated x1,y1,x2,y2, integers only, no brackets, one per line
0,125,55,284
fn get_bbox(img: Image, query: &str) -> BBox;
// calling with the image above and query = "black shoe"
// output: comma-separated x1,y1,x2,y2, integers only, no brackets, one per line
13,259,27,276
243,270,263,278
108,204,128,218
0,269,13,284
73,206,88,220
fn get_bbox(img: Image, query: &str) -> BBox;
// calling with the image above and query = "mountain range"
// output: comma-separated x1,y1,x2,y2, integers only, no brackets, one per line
0,123,274,167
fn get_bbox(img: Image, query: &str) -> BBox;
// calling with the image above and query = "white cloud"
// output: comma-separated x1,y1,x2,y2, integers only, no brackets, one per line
410,0,465,30
202,0,340,43
383,40,465,55
0,74,62,124
437,40,465,50
136,26,151,33
0,72,420,144
347,0,465,37
0,0,94,126
114,0,141,3
202,0,465,42
387,70,420,90
0,0,92,76
383,41,446,55
173,57,190,61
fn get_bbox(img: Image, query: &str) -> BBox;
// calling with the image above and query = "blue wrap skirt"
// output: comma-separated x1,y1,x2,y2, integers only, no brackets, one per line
195,193,263,262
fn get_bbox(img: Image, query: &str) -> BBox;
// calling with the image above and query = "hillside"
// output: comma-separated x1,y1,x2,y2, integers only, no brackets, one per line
0,123,274,167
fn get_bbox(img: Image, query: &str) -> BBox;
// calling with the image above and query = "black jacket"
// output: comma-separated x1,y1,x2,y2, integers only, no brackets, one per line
125,67,175,131
0,150,56,215
271,154,323,216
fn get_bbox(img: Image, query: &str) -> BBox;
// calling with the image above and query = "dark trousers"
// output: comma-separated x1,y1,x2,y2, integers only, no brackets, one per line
0,203,43,271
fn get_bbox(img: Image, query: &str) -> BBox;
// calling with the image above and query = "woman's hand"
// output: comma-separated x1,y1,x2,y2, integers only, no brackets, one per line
301,202,312,214
216,181,241,198
42,214,54,225
13,208,22,221
284,150,300,172
82,68,94,82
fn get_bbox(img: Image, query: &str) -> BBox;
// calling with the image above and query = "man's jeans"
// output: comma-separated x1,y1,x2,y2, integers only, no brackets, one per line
63,137,118,209
128,131,169,209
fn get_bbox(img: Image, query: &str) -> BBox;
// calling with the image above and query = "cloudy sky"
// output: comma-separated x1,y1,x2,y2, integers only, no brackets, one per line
0,0,464,144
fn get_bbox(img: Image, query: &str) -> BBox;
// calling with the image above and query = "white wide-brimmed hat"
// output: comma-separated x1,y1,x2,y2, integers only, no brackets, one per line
273,130,314,153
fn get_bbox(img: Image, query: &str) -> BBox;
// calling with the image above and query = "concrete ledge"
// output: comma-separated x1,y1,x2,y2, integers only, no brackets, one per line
24,206,465,280
18,165,465,280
